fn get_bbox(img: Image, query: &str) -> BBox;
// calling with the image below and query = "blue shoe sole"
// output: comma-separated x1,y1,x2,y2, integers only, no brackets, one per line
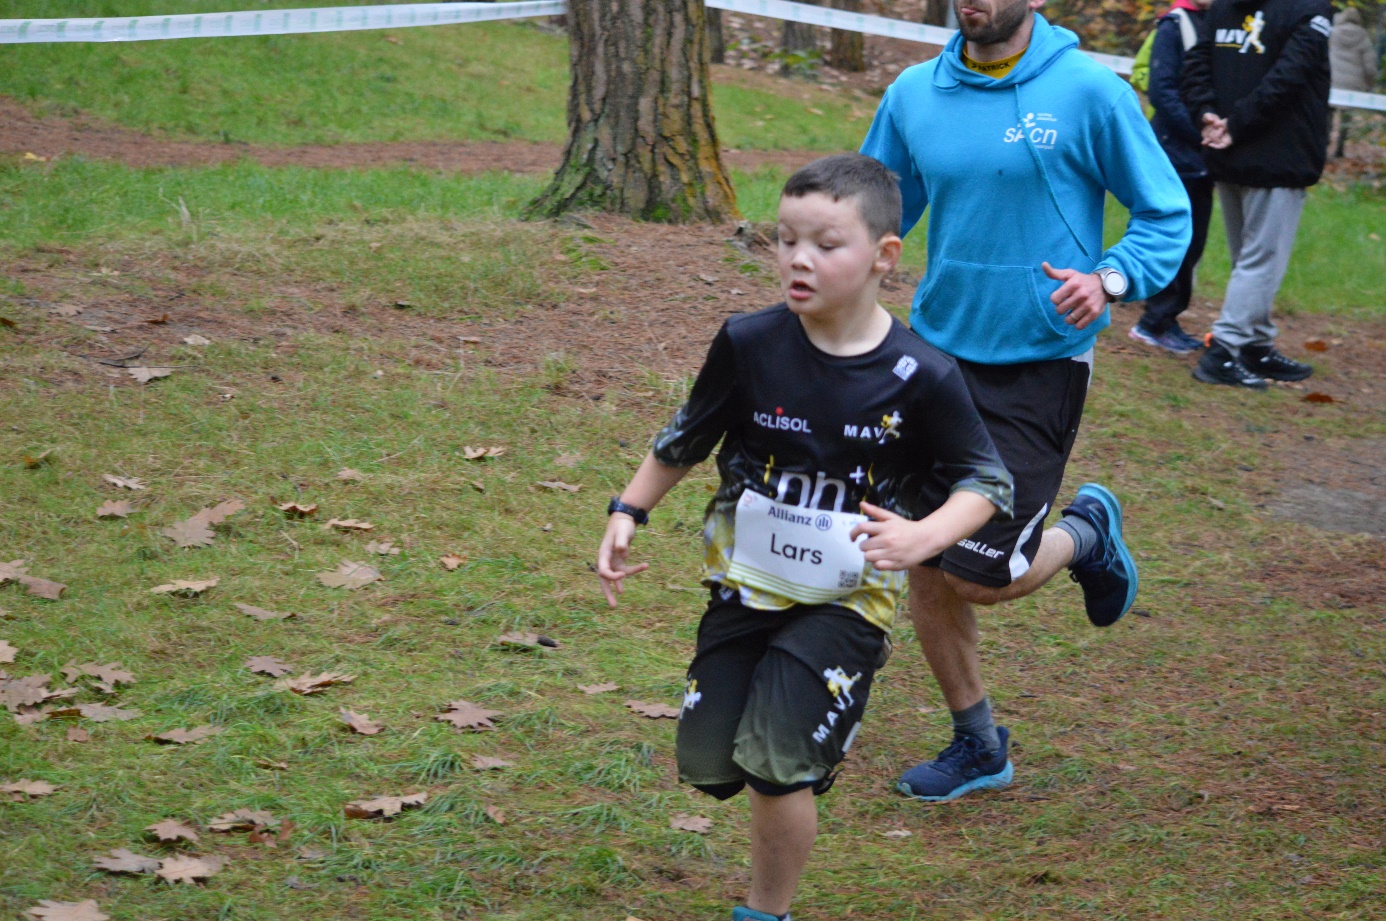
896,760,1014,802
1075,482,1139,626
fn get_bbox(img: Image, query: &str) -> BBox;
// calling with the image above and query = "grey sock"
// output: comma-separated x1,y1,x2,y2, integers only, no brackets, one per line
951,697,1000,752
1056,514,1100,566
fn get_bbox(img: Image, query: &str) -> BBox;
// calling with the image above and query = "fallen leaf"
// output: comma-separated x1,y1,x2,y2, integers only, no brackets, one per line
161,517,215,548
537,480,581,493
245,656,293,677
54,306,83,318
1302,392,1336,403
1303,338,1328,352
145,313,167,324
472,755,513,770
436,700,501,731
625,700,679,719
670,814,713,834
127,366,173,384
67,727,89,742
276,501,318,517
439,553,464,570
235,602,294,621
73,703,140,722
497,631,559,650
0,317,14,328
150,578,218,596
323,518,374,532
23,448,54,468
275,672,356,695
484,804,507,824
84,324,116,333
256,759,289,771
297,846,328,859
60,662,135,689
147,725,223,745
97,500,134,518
457,336,481,344
317,561,381,590
340,708,382,735
24,900,109,921
3,779,58,800
194,499,245,526
468,480,485,493
93,848,161,874
146,819,199,843
182,334,211,346
366,540,401,556
102,474,146,490
881,829,913,839
344,792,426,818
462,445,507,460
157,854,227,884
578,682,618,695
20,575,66,600
208,808,278,831
554,453,581,468
336,468,366,482
0,640,14,663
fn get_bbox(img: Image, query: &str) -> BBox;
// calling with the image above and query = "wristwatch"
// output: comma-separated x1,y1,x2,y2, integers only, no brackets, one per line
1095,266,1128,302
607,497,649,525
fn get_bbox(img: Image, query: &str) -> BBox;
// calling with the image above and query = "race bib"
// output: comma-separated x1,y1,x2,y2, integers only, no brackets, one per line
727,490,869,605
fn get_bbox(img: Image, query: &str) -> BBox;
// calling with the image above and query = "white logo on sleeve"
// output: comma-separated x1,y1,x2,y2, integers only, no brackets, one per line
892,355,918,381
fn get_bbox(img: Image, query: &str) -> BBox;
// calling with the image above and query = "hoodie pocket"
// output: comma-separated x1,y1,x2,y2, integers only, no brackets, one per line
913,259,1083,362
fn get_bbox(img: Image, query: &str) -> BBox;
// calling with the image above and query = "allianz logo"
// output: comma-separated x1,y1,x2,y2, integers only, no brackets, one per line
1003,112,1059,149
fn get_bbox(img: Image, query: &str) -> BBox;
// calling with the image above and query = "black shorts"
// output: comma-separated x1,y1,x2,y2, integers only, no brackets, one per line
675,587,887,797
921,355,1090,588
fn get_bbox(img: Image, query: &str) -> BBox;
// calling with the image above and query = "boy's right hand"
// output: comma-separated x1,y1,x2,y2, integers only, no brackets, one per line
597,515,649,608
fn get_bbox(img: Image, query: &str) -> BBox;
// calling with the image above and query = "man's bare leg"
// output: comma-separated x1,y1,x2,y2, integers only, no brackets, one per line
745,786,816,918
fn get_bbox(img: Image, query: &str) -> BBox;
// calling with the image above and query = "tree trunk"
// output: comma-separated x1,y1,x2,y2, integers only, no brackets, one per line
781,0,820,58
527,0,738,224
829,0,865,72
921,0,950,26
707,8,726,64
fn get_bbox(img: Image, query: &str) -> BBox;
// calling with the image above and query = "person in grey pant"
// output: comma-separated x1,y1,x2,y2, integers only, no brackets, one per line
1182,0,1333,389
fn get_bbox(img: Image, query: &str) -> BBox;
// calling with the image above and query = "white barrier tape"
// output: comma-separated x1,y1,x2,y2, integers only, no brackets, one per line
0,2,564,44
2,0,1383,113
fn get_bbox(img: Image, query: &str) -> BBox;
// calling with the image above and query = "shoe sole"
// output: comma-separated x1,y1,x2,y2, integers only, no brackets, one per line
1075,483,1139,627
896,761,1014,802
1257,368,1314,382
1191,365,1268,390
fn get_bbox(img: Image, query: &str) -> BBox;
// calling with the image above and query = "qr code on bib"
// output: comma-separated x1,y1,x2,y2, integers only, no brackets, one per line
838,571,860,589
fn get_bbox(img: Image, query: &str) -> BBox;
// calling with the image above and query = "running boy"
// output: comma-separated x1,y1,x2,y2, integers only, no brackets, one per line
595,154,1014,921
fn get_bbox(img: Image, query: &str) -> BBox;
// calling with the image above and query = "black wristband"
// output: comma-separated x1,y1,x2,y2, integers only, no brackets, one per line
607,497,649,525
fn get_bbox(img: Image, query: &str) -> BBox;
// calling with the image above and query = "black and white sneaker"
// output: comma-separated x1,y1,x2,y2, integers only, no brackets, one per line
1242,344,1313,382
1193,341,1268,390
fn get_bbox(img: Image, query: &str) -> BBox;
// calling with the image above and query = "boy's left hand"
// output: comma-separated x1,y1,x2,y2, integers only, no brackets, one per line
851,501,945,571
597,515,649,607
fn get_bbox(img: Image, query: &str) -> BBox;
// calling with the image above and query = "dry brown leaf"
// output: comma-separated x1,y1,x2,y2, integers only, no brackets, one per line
276,501,318,517
53,305,83,317
343,791,426,819
157,854,227,884
150,578,218,596
244,656,293,677
93,848,160,874
127,366,173,384
67,727,89,743
161,517,215,548
3,779,58,800
670,814,713,834
96,500,134,518
61,662,134,689
102,474,146,490
256,758,289,771
1303,338,1329,352
73,703,140,722
208,808,278,831
365,540,401,556
146,819,199,843
471,755,512,770
439,553,464,570
21,576,67,600
625,700,680,719
317,561,381,590
340,708,383,735
1302,392,1336,404
880,829,913,839
537,480,582,493
323,518,374,532
554,453,581,467
23,448,54,468
436,700,501,731
484,804,507,825
182,334,211,346
24,900,109,921
336,468,365,482
462,445,507,460
147,725,223,745
0,640,14,663
275,672,356,695
496,631,560,650
192,499,246,526
578,682,619,695
0,560,26,584
234,602,294,621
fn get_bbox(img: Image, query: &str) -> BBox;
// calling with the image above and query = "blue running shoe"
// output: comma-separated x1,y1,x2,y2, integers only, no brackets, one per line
1128,323,1200,354
733,908,785,921
1165,322,1205,352
897,727,1013,802
1063,483,1139,627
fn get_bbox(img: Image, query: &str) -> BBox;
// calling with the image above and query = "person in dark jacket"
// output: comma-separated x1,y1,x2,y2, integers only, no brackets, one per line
1131,0,1215,354
1182,0,1333,389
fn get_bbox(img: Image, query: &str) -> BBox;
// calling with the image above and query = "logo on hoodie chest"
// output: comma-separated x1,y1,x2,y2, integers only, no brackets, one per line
1003,112,1060,150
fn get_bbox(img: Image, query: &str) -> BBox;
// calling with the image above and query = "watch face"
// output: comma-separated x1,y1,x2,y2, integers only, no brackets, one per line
1102,271,1127,297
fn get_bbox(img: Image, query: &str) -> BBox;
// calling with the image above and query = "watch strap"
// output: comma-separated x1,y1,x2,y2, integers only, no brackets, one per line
608,497,649,525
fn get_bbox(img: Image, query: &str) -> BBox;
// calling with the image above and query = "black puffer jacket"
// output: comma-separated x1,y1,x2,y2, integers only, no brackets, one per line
1181,0,1333,188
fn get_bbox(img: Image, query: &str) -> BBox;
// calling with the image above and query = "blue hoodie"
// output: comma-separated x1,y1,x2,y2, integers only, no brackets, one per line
861,15,1191,365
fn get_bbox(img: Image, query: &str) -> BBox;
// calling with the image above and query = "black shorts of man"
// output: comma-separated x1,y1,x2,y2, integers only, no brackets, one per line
596,155,1013,921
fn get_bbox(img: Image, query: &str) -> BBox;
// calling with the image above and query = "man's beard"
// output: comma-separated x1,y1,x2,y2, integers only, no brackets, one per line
955,0,1030,45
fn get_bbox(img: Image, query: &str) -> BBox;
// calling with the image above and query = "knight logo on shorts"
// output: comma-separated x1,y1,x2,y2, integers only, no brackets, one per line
753,406,812,433
681,679,702,715
812,667,863,743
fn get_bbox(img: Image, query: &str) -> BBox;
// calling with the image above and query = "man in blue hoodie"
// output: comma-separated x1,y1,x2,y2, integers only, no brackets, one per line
861,0,1191,802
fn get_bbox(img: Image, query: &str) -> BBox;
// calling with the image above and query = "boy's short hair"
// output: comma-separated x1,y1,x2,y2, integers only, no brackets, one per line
781,154,902,242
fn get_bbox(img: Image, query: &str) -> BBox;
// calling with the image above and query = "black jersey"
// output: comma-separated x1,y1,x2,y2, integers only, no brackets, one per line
653,305,1013,630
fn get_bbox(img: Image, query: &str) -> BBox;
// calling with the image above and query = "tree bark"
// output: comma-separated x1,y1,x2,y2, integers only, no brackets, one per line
922,0,950,27
829,0,865,72
707,8,726,64
527,0,738,224
781,0,821,58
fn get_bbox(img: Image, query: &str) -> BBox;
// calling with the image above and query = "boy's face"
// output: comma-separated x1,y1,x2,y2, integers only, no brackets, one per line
777,192,895,321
